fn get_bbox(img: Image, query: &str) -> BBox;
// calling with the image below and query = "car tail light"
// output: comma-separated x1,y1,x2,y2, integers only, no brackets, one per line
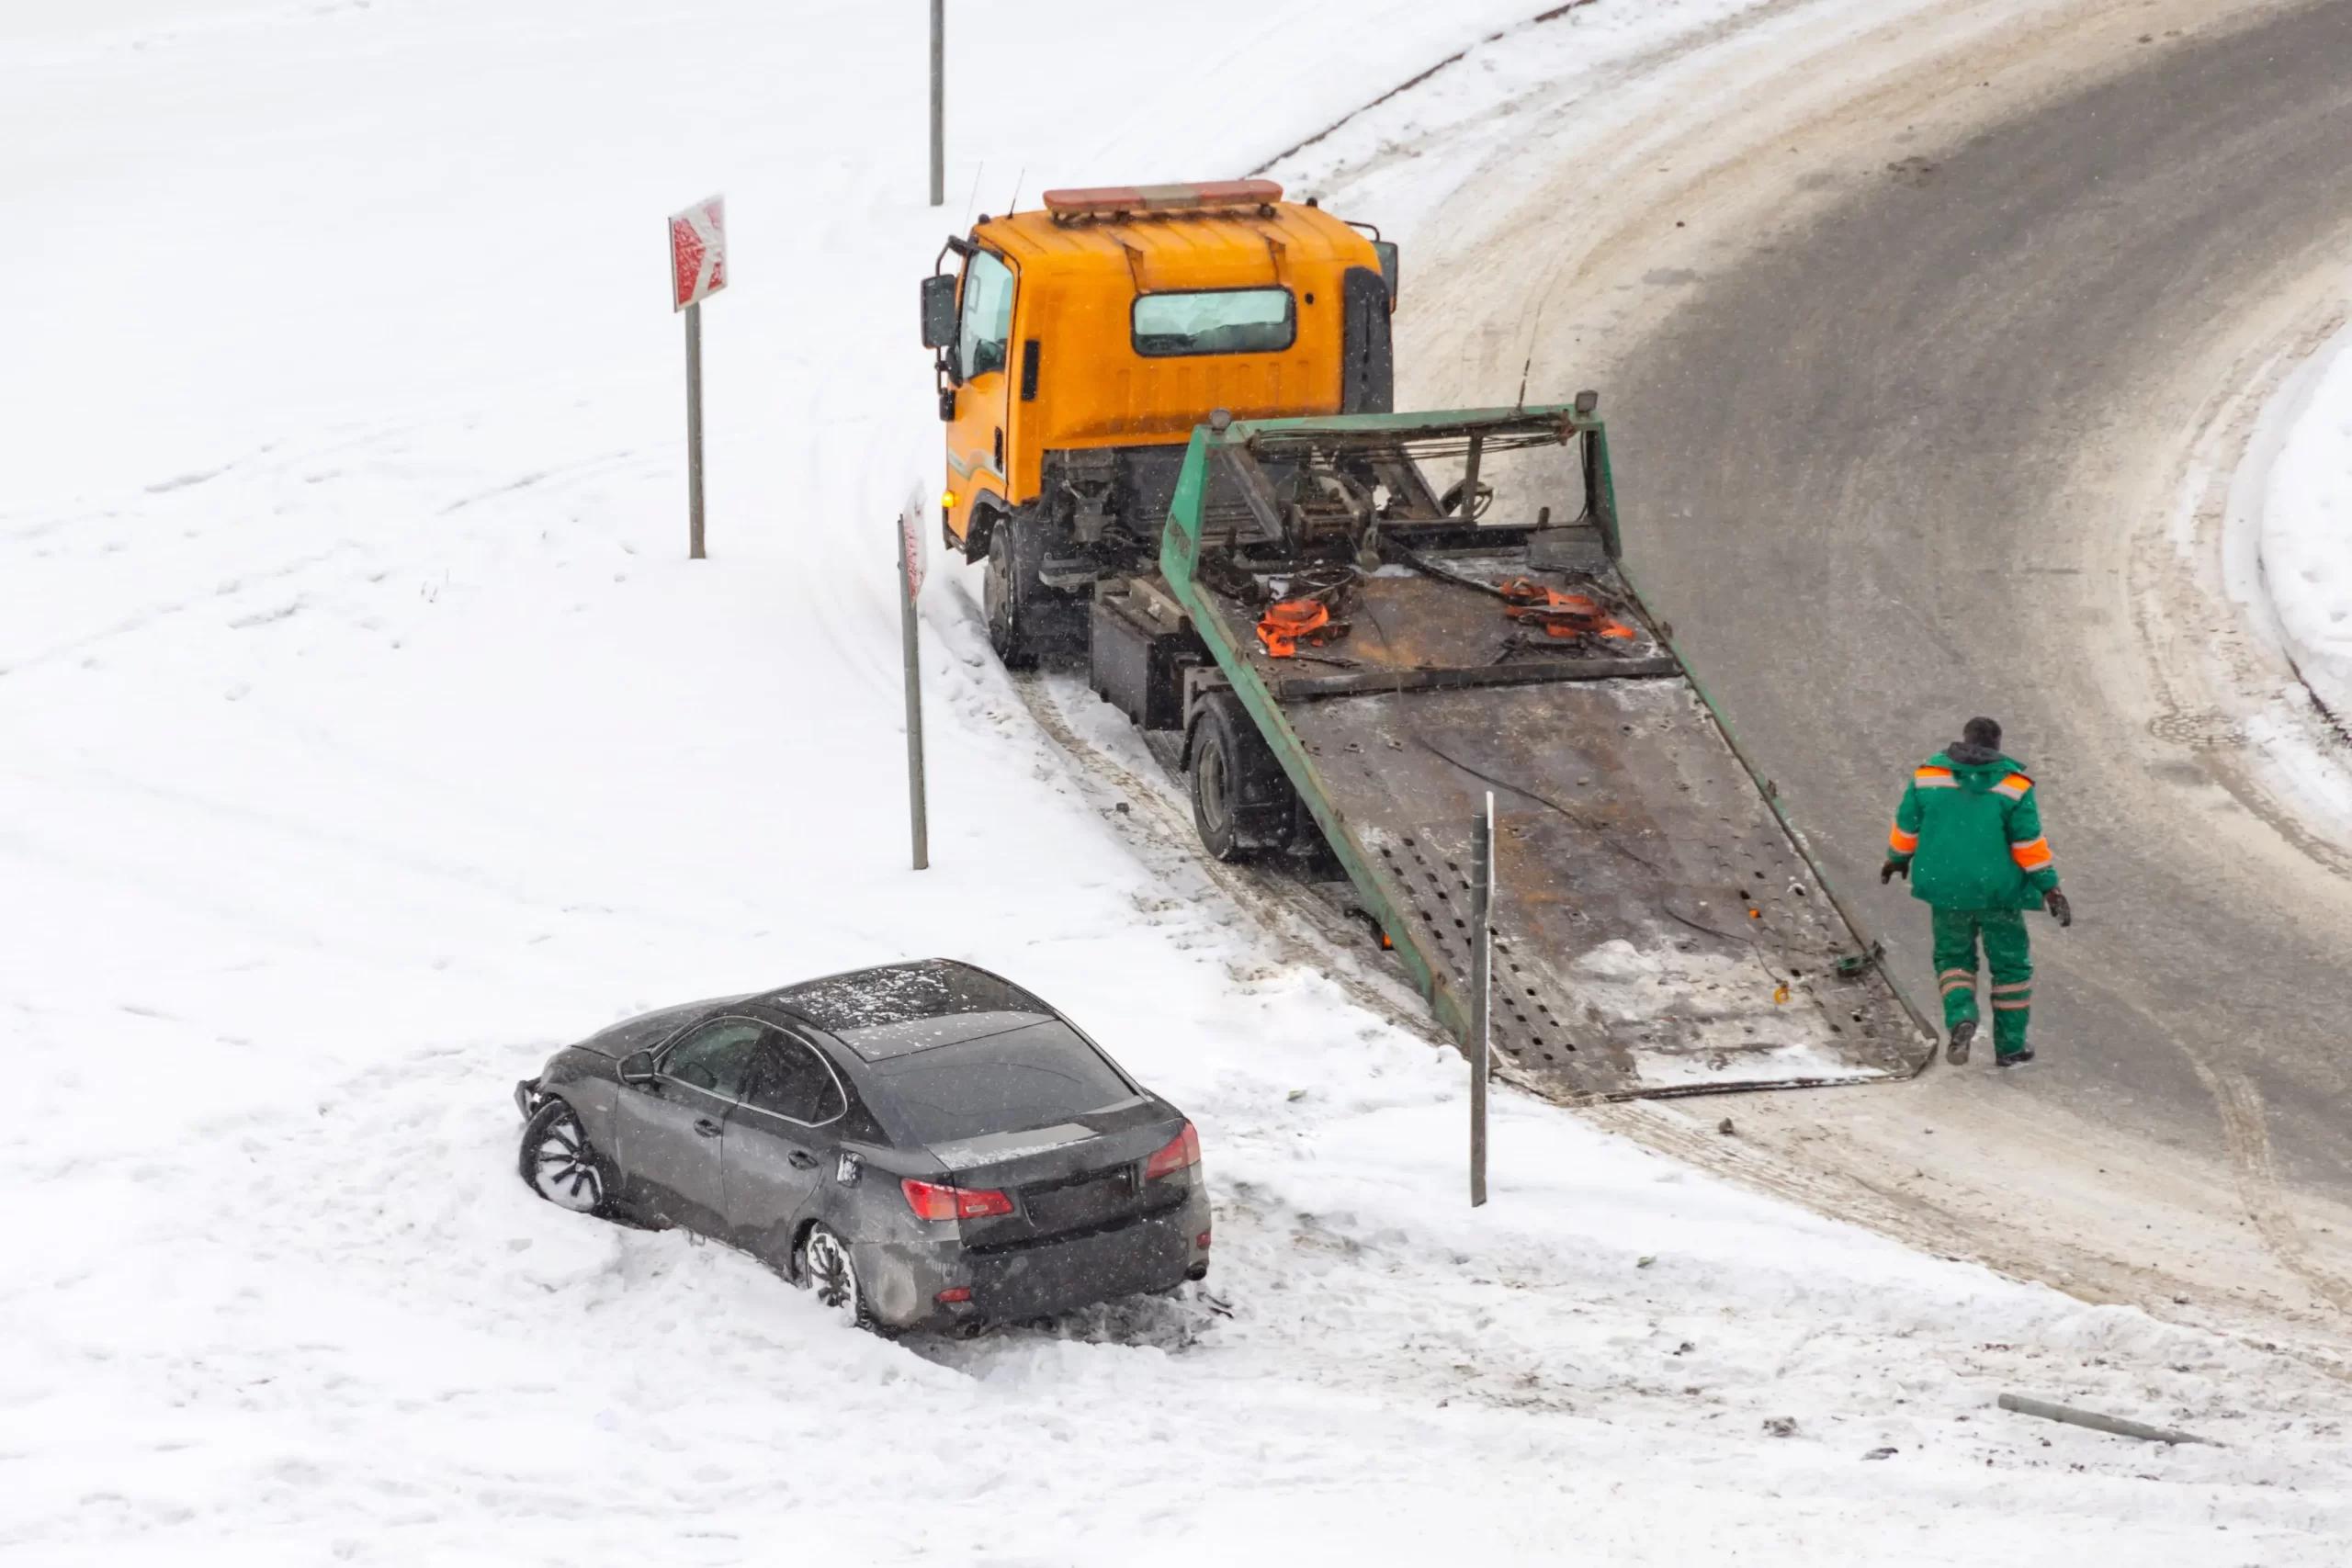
1195,1232,1213,1250
935,1287,973,1303
901,1177,1014,1221
1145,1122,1201,1182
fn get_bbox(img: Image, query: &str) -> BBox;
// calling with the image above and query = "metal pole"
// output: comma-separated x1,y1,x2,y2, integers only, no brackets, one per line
1469,790,1494,1206
1997,1394,2219,1448
684,300,706,559
899,525,930,870
928,0,944,208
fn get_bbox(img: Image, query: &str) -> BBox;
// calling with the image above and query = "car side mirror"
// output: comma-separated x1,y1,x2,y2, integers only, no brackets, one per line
617,1050,658,1087
1371,241,1399,310
921,274,958,349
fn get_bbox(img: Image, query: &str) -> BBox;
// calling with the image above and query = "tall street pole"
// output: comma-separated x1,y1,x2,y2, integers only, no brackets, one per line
684,299,705,560
928,0,944,207
898,515,930,870
1469,791,1494,1206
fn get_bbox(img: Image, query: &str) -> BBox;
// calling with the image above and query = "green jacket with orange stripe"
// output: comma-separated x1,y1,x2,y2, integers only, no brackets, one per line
1885,750,2059,910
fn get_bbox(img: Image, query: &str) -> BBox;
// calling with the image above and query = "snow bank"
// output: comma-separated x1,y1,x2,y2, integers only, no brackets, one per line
6,1,2352,1562
2264,323,2352,721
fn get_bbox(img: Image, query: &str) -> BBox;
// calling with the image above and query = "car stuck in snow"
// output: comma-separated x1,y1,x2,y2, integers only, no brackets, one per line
514,959,1211,1333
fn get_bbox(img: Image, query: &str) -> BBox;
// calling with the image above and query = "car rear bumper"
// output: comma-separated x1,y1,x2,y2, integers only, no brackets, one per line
969,1207,1199,1321
862,1192,1210,1331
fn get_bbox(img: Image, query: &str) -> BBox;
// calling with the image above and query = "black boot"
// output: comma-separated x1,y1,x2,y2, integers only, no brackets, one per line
1996,1047,2035,1067
1946,1019,1975,1066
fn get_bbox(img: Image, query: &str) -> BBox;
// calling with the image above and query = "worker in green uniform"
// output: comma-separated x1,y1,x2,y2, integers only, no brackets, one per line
1880,717,2072,1066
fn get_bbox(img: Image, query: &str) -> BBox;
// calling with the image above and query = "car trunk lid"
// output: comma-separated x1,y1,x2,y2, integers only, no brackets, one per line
934,1100,1185,1251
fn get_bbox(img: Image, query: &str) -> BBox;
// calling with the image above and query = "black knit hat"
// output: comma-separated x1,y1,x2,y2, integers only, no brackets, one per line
1962,716,2002,751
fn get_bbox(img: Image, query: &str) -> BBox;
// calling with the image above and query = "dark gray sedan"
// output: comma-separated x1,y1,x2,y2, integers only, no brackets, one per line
514,960,1211,1333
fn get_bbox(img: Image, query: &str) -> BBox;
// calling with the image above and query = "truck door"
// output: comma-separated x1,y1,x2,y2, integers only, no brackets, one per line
947,249,1017,538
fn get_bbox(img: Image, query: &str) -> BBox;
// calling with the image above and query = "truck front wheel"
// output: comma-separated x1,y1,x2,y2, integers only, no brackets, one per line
984,514,1039,670
1189,691,1295,861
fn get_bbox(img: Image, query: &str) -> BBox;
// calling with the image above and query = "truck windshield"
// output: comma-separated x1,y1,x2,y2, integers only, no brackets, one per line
1133,288,1295,356
959,251,1015,378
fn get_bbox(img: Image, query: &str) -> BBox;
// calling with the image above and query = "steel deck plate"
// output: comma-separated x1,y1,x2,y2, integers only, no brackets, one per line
1284,681,1929,1098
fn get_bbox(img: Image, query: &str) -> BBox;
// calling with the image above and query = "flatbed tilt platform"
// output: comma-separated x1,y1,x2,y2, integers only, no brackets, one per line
1089,406,1929,1100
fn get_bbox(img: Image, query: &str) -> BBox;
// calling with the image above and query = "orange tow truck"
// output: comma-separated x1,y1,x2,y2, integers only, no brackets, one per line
918,179,1396,664
914,181,1931,1101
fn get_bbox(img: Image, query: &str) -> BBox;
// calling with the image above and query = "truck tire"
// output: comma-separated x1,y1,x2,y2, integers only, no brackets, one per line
984,513,1042,670
1188,690,1296,861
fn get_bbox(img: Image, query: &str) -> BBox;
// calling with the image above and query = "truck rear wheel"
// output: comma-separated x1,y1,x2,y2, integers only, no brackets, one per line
1189,691,1295,861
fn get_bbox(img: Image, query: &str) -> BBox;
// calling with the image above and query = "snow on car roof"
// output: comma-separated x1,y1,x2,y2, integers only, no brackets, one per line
762,959,1051,1045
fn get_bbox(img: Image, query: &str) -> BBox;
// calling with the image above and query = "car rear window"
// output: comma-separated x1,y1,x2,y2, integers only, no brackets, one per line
864,1020,1135,1146
837,1010,1046,1062
1133,288,1295,356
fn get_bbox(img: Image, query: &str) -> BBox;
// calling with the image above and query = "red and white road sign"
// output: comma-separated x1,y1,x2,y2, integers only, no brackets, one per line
899,486,930,601
669,196,728,311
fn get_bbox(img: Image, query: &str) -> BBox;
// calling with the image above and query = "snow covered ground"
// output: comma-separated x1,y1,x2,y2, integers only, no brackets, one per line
2264,321,2352,727
8,1,2352,1561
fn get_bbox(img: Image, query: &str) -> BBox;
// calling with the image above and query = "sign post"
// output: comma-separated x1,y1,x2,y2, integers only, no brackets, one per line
898,489,931,871
1469,790,1495,1206
929,0,945,207
668,196,729,559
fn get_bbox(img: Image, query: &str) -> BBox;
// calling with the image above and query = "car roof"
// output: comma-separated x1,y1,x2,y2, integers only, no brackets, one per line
752,959,1053,1040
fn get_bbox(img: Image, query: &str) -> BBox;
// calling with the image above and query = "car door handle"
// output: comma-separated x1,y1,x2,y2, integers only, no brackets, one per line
694,1117,722,1139
787,1150,820,1170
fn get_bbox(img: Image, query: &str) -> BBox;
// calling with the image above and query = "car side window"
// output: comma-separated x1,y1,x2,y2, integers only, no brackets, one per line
745,1036,847,1125
659,1018,765,1100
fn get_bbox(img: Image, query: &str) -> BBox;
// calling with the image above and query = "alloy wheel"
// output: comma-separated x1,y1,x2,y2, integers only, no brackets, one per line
526,1104,604,1213
802,1228,863,1323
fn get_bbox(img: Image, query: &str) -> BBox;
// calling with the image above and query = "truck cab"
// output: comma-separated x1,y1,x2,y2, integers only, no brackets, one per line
919,179,1396,665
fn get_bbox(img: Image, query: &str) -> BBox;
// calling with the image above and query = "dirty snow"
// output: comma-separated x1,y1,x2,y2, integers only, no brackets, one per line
6,0,2352,1562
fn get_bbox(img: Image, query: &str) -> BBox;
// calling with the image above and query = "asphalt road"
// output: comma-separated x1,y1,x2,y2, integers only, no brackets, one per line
1610,2,2352,1198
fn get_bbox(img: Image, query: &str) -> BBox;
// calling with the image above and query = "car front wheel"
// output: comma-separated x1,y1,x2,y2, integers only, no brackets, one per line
518,1098,607,1215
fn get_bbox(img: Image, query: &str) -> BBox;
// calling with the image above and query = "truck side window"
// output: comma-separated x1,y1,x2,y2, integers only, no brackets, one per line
959,251,1015,379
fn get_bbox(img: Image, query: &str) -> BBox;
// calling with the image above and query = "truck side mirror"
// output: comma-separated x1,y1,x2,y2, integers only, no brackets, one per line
1372,241,1400,309
920,274,959,348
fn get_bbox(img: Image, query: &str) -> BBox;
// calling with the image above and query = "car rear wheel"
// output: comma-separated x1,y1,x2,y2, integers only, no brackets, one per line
518,1099,605,1215
797,1224,872,1329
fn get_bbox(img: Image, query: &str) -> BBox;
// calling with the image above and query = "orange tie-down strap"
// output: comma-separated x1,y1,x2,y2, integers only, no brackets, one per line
1497,579,1637,641
1256,598,1351,658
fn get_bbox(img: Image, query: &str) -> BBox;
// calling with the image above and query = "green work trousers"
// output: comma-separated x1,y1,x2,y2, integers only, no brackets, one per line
1930,907,2033,1056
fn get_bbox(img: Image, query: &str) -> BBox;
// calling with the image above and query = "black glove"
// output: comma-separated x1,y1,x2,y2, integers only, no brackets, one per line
1880,858,1910,885
2045,889,2072,928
